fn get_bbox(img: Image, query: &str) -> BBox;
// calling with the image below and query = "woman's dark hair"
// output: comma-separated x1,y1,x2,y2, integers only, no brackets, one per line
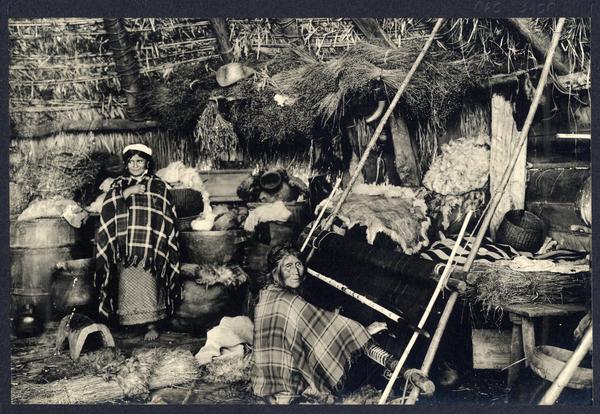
122,149,155,175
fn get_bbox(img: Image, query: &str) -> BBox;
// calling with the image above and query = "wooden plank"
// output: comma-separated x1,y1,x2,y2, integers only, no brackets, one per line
471,329,512,370
387,113,421,186
351,18,396,48
504,303,587,318
16,119,159,139
490,92,527,237
209,18,234,63
526,167,590,203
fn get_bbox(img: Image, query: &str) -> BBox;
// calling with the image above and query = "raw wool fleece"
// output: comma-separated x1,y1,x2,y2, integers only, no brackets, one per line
423,135,490,195
321,184,430,254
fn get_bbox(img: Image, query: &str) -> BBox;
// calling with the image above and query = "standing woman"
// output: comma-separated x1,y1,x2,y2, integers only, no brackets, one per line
95,144,181,341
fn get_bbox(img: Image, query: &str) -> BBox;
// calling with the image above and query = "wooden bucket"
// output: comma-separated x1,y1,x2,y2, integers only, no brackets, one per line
10,218,85,322
51,258,97,316
179,230,244,264
529,345,592,389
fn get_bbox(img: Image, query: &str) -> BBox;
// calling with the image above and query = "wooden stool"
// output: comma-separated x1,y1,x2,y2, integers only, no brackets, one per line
55,314,115,360
503,303,586,388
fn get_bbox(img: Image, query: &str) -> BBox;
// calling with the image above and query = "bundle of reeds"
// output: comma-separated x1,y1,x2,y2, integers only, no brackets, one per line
201,352,253,385
466,261,591,315
11,347,199,404
194,101,239,162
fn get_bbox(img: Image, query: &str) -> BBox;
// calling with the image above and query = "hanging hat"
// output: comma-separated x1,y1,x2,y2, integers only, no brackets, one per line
216,62,256,87
123,144,152,157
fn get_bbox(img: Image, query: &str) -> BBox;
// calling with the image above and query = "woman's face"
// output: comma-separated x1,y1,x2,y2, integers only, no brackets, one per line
279,255,305,289
127,154,147,177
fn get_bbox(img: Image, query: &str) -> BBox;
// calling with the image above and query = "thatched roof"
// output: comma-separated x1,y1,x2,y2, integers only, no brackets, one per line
9,18,590,140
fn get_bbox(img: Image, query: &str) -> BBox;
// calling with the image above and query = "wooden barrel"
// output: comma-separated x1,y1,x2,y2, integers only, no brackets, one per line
179,230,244,264
10,218,85,322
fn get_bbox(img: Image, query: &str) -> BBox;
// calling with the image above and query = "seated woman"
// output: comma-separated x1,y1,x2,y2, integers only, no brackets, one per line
251,245,388,404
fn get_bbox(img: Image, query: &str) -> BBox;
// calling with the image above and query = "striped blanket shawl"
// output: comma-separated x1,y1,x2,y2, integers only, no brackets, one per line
251,285,371,399
95,174,180,319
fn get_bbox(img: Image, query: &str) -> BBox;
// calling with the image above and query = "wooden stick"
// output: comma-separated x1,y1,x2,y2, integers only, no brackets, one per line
404,291,458,404
306,268,429,338
321,18,445,234
538,326,593,405
300,176,342,252
405,19,569,406
378,210,471,404
462,18,566,275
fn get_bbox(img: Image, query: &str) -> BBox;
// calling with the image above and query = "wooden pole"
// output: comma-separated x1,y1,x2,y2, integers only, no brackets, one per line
16,119,159,139
306,268,429,338
300,177,342,252
538,326,593,405
405,290,459,404
463,18,566,278
378,210,471,404
209,18,234,63
321,18,445,235
506,18,570,76
352,18,396,48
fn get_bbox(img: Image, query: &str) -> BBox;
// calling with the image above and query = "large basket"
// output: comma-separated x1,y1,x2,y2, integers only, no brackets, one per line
496,209,546,253
170,188,204,218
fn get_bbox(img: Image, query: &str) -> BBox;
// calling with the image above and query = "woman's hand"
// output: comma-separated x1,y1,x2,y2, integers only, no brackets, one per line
366,321,388,336
124,184,145,198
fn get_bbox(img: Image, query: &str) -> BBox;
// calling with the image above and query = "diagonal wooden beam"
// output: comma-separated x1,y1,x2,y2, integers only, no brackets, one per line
506,18,571,75
209,18,234,63
352,18,396,48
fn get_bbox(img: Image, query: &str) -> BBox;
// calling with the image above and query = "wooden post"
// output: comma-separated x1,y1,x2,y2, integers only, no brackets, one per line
209,18,234,63
463,18,566,277
489,92,527,237
538,326,593,405
388,113,421,186
103,18,145,121
506,19,570,76
274,18,303,47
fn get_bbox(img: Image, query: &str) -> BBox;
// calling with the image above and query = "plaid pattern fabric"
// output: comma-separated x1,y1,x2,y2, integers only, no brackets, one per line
251,285,371,399
95,174,180,320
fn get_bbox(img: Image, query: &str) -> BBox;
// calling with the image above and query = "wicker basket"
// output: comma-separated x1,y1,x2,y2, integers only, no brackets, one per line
496,209,546,253
171,188,204,218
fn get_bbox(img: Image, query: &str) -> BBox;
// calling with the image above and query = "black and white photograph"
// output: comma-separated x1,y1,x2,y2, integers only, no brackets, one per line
7,15,593,407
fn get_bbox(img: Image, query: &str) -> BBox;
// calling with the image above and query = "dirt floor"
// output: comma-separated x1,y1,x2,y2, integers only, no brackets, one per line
11,322,592,405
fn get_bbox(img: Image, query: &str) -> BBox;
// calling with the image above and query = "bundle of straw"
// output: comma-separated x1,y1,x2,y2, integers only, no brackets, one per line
466,261,591,315
194,101,239,161
12,348,199,404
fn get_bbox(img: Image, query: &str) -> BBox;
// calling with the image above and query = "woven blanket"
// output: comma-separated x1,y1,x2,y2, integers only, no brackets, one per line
251,285,371,399
95,175,181,319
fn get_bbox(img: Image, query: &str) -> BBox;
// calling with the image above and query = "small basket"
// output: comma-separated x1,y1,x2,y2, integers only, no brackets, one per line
171,188,204,218
496,209,546,253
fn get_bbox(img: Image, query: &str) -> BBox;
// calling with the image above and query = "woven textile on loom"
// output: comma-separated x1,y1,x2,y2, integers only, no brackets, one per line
304,232,442,354
420,236,588,264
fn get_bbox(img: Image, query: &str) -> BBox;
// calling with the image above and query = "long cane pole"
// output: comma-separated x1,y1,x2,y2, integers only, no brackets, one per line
378,211,472,404
404,18,567,405
304,18,444,265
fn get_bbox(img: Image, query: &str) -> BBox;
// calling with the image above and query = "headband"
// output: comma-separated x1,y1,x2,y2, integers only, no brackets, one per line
123,144,152,157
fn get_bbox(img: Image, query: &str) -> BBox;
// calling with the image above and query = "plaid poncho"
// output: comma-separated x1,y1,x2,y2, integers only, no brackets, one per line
95,174,181,320
251,285,371,399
